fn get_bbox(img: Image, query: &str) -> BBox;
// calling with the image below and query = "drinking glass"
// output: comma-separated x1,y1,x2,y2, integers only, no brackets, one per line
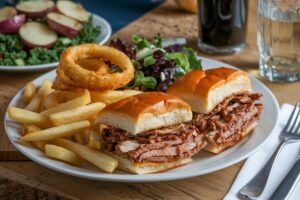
258,0,300,82
197,0,248,54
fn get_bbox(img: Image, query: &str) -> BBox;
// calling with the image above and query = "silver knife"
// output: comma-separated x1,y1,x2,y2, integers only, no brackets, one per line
270,156,300,200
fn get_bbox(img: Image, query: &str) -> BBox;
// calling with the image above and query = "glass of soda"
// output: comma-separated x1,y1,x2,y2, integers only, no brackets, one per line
197,0,248,54
258,0,300,82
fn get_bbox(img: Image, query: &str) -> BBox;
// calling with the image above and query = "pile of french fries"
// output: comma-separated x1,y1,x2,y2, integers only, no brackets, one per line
8,79,141,173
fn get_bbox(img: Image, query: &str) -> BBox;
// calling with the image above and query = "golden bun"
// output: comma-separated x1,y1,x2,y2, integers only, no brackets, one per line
96,92,192,135
167,67,252,114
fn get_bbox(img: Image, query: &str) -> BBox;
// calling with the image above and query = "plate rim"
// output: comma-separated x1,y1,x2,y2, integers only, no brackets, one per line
4,57,280,182
0,13,112,72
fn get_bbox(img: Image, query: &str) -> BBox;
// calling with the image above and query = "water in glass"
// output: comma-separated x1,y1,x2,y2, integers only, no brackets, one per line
258,0,300,82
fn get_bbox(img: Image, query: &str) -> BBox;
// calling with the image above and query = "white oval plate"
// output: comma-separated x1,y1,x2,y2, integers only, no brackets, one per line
4,57,280,182
0,13,111,72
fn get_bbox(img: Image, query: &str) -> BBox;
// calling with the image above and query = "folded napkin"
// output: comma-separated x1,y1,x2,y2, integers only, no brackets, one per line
224,104,300,200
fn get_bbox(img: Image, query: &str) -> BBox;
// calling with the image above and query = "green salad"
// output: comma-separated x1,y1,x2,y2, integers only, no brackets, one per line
109,35,202,92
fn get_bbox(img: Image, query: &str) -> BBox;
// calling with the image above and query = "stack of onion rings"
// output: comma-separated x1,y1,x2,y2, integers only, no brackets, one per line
53,44,135,90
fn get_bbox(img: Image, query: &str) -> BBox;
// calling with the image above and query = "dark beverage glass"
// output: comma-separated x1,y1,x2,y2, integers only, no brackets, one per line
197,0,248,54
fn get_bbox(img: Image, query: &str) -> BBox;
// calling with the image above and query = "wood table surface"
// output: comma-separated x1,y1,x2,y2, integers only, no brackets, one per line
1,0,299,199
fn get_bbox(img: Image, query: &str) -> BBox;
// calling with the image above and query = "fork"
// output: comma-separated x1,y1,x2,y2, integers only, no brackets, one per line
239,102,300,199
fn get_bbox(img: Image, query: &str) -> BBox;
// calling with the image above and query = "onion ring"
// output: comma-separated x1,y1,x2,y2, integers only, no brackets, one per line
55,58,112,90
75,58,111,75
59,44,135,90
52,75,78,90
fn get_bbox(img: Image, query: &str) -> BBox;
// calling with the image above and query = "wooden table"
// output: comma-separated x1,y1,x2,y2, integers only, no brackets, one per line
1,0,299,199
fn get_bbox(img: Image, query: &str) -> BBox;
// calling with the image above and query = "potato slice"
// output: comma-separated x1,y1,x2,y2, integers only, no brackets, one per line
0,7,25,34
47,12,82,38
20,22,57,49
16,0,55,18
56,0,88,22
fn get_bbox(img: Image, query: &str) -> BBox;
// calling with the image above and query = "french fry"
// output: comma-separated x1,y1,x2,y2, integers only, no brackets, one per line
33,141,47,151
88,129,101,150
80,132,88,144
41,90,91,116
25,79,53,112
22,120,90,141
23,124,41,133
22,82,36,104
74,133,84,144
41,92,58,111
8,107,50,128
42,90,86,111
23,125,46,151
54,138,118,173
65,135,73,141
23,125,37,136
83,128,90,143
45,144,82,166
49,102,105,126
90,90,142,105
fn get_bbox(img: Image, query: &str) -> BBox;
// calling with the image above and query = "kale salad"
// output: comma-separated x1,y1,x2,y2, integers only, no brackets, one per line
0,0,101,66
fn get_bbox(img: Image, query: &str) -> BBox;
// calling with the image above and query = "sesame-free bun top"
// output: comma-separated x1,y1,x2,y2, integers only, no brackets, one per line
96,92,192,135
167,67,252,114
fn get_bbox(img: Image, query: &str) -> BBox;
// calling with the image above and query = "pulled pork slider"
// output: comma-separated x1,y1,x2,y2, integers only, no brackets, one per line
167,67,263,154
96,92,207,174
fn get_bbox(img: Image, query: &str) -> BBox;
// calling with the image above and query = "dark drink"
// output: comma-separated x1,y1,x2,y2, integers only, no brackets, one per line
197,0,248,54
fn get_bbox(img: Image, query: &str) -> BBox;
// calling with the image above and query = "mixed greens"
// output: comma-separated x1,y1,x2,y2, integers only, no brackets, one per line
0,16,101,66
110,35,202,92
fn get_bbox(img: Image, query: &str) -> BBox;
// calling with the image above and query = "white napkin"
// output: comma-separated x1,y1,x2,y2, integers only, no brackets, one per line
224,104,300,200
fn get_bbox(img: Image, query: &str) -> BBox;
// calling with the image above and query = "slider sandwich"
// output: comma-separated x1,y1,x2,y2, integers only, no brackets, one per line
96,92,207,174
167,67,263,153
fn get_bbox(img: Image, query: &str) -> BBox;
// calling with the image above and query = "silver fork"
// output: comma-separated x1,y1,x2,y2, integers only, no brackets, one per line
239,102,300,199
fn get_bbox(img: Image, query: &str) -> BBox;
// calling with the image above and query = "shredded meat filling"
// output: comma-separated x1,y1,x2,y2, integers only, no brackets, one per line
193,93,263,145
102,124,207,163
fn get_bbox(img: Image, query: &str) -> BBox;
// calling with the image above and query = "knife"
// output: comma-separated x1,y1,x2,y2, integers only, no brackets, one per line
270,156,300,200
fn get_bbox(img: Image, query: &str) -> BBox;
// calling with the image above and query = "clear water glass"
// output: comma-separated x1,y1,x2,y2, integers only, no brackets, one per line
258,0,300,82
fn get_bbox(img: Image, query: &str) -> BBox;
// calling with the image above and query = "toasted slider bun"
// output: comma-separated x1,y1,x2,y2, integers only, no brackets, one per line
107,152,192,174
204,121,258,154
167,67,252,114
96,92,192,135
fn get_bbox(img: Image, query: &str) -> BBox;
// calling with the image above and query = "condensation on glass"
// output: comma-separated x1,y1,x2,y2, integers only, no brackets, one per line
258,0,300,82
